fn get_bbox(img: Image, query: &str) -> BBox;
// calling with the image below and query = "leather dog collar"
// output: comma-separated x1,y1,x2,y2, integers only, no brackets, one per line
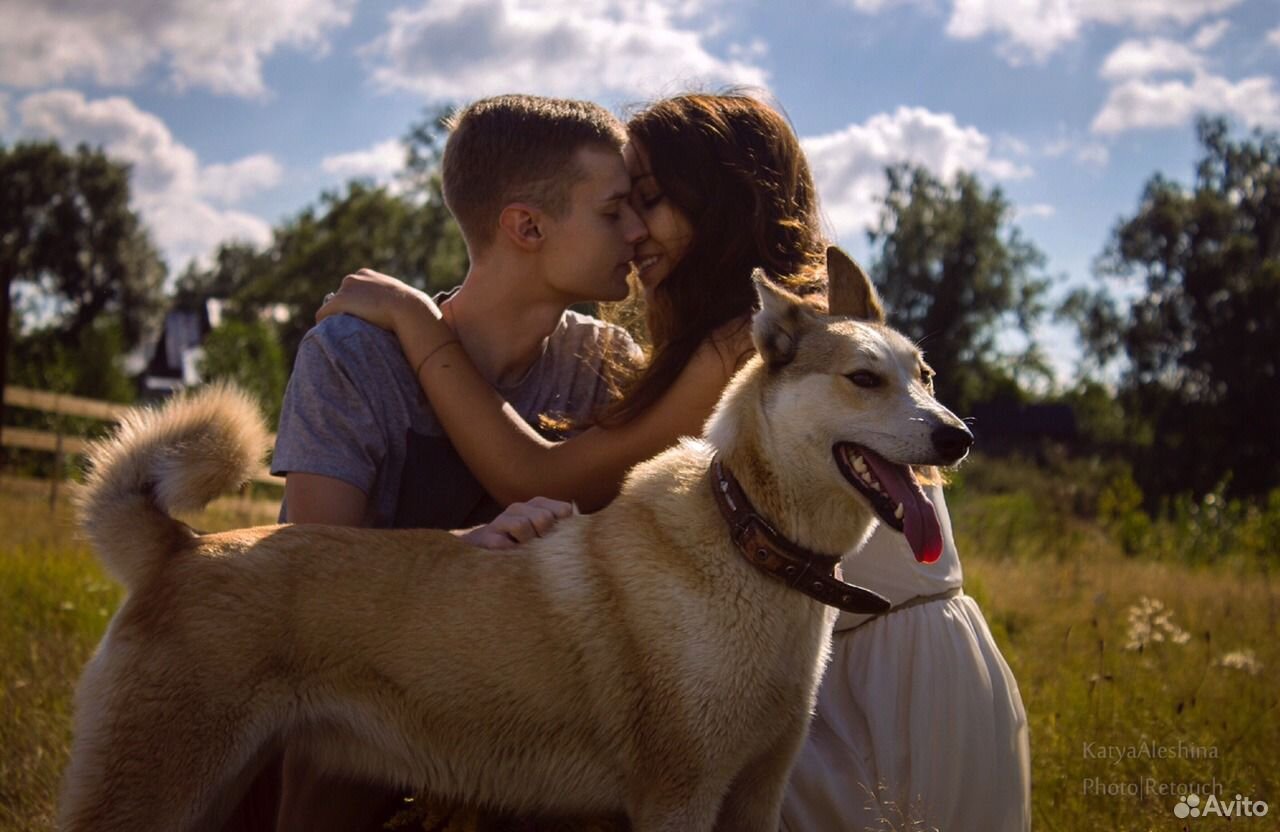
710,455,891,615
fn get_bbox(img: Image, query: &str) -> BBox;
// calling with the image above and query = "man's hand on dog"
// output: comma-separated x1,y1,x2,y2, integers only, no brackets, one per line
459,497,574,549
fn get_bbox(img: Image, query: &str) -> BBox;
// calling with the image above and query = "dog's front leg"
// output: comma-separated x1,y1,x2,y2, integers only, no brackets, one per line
627,773,727,832
712,724,808,832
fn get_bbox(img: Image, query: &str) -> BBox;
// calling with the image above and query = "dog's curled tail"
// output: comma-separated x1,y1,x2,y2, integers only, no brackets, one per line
77,383,271,592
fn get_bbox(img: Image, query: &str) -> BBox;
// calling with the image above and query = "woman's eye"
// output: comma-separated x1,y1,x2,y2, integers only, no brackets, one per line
641,192,664,209
847,371,882,388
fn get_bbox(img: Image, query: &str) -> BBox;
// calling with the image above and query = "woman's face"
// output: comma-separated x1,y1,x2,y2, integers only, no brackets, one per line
624,140,693,295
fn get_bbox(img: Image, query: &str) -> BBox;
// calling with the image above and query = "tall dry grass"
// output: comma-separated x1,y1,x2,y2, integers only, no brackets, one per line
949,458,1279,831
0,478,277,831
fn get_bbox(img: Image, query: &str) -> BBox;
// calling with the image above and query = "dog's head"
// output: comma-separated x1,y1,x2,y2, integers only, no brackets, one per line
742,247,972,563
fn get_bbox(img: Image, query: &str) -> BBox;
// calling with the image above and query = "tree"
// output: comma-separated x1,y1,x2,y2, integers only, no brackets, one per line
1065,117,1280,498
223,180,464,365
8,317,137,403
198,319,287,428
867,165,1051,413
178,108,467,375
0,142,166,458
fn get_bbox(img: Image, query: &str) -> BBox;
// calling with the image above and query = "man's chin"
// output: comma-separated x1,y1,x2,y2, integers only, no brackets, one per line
604,270,634,301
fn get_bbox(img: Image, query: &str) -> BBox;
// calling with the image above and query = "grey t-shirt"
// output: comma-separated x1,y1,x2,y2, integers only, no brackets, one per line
272,306,639,529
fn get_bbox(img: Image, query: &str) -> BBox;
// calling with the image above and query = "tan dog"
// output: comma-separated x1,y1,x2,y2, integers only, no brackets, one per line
60,248,972,832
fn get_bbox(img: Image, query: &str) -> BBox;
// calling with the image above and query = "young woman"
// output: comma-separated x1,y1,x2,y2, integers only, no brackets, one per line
321,92,1029,831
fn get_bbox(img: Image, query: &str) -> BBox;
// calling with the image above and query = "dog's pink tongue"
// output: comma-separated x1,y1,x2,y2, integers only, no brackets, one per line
861,449,943,563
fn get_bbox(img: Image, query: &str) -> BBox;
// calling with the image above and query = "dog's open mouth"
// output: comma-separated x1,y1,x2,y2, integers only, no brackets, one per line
834,443,943,564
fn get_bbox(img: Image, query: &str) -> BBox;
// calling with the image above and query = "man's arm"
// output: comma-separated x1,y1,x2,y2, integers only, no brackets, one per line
283,473,369,526
272,323,402,831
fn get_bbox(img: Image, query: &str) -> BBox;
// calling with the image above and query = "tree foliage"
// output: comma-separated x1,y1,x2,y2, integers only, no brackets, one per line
867,165,1052,413
198,318,287,428
180,109,466,367
0,142,165,450
7,318,136,404
1065,118,1280,498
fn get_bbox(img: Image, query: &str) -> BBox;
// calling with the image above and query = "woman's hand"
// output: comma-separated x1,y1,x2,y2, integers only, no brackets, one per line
317,269,453,368
458,497,575,549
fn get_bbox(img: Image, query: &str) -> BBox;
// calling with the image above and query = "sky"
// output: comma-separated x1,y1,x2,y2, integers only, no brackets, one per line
2,0,1278,381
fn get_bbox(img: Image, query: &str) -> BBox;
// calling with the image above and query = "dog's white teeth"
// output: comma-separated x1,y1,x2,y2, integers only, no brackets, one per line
894,503,905,520
853,456,867,473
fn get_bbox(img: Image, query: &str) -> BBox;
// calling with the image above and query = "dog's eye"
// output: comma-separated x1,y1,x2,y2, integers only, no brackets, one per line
920,368,934,385
846,371,882,388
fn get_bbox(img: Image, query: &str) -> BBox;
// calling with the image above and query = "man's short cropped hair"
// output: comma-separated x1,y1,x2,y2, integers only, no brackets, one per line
442,95,628,250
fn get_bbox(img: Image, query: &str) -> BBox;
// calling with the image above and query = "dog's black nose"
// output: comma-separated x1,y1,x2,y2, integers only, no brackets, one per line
931,424,974,460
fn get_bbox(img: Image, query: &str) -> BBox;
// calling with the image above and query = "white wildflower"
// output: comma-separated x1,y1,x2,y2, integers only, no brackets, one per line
1215,650,1263,676
1123,596,1191,652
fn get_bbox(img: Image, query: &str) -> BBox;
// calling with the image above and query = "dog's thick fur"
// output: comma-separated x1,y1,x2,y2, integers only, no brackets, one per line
61,249,970,832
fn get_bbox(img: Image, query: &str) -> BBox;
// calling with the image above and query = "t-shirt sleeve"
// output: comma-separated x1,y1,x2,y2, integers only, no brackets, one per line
270,321,391,495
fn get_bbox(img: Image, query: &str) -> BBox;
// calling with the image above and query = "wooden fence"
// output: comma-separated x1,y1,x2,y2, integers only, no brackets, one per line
2,386,283,508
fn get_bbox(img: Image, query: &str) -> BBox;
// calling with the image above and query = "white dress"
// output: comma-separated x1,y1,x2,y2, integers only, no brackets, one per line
781,486,1031,832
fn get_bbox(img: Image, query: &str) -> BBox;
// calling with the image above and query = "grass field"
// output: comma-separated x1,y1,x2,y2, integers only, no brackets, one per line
1,465,1276,831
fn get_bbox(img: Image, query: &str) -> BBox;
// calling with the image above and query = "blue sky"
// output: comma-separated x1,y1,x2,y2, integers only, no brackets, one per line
2,0,1278,380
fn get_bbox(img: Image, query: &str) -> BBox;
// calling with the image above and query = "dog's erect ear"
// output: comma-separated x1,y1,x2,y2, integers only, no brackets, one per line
826,246,885,324
752,269,809,369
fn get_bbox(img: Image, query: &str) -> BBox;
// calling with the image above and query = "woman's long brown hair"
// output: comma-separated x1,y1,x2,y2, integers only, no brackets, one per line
595,92,828,427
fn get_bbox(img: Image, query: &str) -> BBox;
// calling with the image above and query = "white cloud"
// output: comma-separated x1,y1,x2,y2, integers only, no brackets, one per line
0,0,356,97
1074,0,1243,28
1043,136,1111,167
846,0,919,10
1191,20,1230,49
1092,73,1280,133
1088,19,1277,137
945,0,1083,63
364,0,767,101
15,90,278,270
999,134,1032,156
1016,202,1056,219
321,139,407,184
199,155,284,205
1074,142,1111,167
1268,27,1280,48
802,106,1031,237
1099,37,1205,80
849,0,1245,64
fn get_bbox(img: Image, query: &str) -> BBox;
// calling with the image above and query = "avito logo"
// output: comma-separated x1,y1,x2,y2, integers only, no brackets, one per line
1174,793,1268,819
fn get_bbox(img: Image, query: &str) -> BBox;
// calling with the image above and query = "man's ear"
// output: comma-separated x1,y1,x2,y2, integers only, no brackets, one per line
751,270,810,369
826,246,885,323
498,204,545,250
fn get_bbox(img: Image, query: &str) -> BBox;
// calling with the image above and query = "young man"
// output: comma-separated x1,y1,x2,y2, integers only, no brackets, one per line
261,94,648,830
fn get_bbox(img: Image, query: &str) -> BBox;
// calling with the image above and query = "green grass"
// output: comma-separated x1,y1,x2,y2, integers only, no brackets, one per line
948,461,1279,831
0,484,118,832
1,466,1277,831
0,479,278,831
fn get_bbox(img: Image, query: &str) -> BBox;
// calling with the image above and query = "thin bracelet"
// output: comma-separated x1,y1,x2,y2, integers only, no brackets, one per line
414,338,461,378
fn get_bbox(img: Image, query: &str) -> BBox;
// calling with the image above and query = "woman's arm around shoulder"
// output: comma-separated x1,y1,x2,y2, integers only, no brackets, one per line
435,328,743,512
